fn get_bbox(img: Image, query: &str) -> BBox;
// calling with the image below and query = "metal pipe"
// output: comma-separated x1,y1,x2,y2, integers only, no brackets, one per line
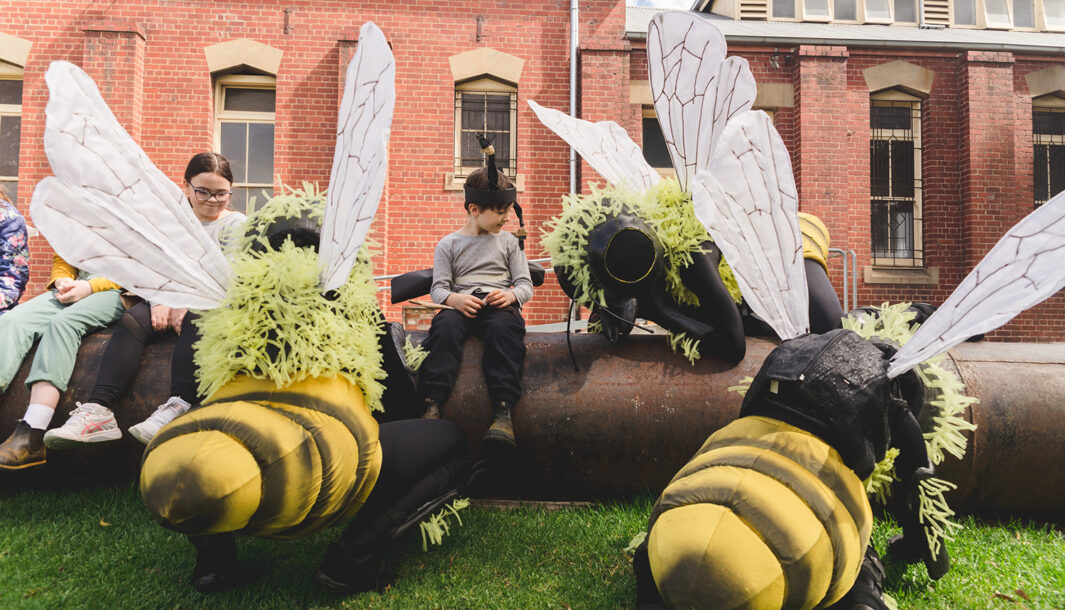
6,332,1063,517
569,0,579,195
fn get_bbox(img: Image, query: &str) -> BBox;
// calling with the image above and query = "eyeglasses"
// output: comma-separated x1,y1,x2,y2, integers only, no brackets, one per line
191,187,233,202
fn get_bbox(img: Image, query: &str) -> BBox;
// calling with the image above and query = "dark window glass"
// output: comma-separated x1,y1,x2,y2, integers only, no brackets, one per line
871,200,914,258
0,80,22,106
871,105,910,130
870,140,890,198
894,0,917,20
1014,0,1035,26
1035,144,1049,204
773,0,796,18
1034,110,1065,136
1051,145,1065,203
834,0,857,20
220,122,248,183
224,88,275,113
247,123,275,184
890,141,915,198
0,115,20,177
643,117,672,168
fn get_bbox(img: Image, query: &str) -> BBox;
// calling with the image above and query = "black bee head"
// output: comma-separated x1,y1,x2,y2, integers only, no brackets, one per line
247,206,322,254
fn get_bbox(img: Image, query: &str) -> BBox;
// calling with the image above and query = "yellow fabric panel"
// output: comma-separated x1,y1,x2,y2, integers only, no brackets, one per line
87,277,122,292
140,430,262,534
140,400,323,537
650,417,873,609
202,375,383,538
47,254,77,289
649,503,785,610
798,212,830,272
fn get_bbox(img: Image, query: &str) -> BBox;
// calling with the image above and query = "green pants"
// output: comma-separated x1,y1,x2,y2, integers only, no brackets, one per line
0,289,123,393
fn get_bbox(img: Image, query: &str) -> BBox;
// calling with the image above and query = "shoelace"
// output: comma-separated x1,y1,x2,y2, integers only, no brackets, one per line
67,402,102,423
146,400,185,425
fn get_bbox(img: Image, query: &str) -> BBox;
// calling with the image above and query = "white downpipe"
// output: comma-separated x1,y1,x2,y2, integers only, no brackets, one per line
569,0,579,195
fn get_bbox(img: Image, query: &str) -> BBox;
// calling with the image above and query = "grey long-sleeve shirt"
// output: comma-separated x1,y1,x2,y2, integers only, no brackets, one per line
430,231,534,306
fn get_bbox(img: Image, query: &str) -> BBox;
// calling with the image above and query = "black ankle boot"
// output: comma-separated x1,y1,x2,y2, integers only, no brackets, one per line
482,401,516,449
0,421,46,471
314,543,391,594
189,533,242,593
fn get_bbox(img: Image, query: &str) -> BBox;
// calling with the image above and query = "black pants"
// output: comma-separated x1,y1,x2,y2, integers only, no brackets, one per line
89,301,202,408
335,418,471,550
805,259,845,334
418,305,526,406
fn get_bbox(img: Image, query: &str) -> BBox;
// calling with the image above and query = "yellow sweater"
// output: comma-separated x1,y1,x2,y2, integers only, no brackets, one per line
47,254,121,293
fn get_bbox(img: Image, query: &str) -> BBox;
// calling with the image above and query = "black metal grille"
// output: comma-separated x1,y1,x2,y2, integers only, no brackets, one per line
870,100,922,265
455,90,517,176
1034,107,1065,208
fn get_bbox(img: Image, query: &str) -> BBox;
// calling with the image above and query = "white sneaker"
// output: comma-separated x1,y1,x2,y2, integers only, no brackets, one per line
44,402,122,449
129,396,192,445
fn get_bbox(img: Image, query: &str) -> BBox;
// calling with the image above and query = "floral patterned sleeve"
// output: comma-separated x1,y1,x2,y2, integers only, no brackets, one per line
0,200,30,313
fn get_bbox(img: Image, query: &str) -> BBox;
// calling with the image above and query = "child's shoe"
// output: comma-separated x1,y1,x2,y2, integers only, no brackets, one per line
0,421,45,470
44,402,122,449
482,400,516,449
422,398,441,419
129,396,192,445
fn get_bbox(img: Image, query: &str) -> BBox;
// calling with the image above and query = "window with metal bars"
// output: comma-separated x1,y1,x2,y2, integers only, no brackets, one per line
1034,106,1065,207
870,96,923,266
454,84,517,178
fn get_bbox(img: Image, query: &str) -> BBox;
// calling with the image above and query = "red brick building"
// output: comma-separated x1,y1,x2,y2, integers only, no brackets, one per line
3,1,1065,339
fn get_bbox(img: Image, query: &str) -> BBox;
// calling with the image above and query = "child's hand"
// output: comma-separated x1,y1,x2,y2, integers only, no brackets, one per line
485,289,516,309
446,293,484,318
150,304,172,331
55,279,92,304
169,307,189,335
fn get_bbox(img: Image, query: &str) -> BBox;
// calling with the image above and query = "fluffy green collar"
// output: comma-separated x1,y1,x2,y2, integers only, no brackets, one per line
193,184,386,412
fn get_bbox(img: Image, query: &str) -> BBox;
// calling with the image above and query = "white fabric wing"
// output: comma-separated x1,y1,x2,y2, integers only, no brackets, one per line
691,111,808,340
319,21,395,292
648,11,756,193
29,61,229,309
888,190,1065,378
527,100,660,192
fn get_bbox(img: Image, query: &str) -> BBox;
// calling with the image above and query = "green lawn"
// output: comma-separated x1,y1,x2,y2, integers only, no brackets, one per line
1,479,1062,609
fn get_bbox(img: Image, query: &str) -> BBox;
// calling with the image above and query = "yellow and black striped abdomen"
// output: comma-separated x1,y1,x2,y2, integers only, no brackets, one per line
139,376,381,540
647,416,871,610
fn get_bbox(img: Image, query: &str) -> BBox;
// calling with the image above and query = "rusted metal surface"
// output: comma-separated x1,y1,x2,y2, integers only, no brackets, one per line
2,330,1065,517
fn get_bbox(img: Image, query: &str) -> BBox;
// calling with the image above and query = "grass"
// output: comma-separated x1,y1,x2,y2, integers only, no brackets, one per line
0,479,1063,609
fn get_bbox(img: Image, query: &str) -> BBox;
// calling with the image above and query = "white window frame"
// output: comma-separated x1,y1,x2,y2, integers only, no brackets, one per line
453,77,518,180
982,0,1015,28
833,0,862,22
892,0,921,24
1012,0,1039,29
870,90,923,268
1038,0,1065,30
213,74,276,214
861,0,896,23
0,67,22,204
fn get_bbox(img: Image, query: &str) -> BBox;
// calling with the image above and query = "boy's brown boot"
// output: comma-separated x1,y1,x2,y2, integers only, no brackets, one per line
422,398,441,419
0,421,46,471
482,401,516,449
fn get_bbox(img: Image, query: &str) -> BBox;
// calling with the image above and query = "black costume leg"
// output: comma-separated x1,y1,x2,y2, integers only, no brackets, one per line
632,540,667,610
188,532,241,593
477,306,526,406
88,301,159,408
375,320,420,422
806,259,844,334
316,419,473,593
170,312,202,405
417,309,472,405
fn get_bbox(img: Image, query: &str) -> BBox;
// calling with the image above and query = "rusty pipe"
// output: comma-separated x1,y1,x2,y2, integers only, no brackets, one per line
2,330,1063,516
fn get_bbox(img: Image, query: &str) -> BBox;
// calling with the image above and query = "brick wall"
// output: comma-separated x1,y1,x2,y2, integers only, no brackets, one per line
6,0,627,327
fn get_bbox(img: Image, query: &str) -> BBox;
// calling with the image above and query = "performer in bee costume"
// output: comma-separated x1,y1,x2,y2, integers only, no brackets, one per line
530,15,842,365
621,17,1065,610
30,23,477,594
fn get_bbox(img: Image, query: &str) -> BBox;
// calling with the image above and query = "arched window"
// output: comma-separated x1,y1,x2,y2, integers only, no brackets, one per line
455,77,517,178
214,74,276,213
1033,95,1065,207
0,64,21,204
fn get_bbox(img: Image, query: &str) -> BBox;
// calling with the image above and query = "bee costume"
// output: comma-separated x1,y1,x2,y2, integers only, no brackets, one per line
529,21,843,364
615,13,1065,610
31,23,476,595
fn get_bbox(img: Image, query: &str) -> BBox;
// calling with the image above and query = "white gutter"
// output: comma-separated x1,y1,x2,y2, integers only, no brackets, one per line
570,0,579,195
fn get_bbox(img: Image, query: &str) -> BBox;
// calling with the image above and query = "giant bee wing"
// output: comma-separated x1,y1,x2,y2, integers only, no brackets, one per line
527,99,661,192
29,61,228,310
648,11,756,193
888,191,1065,377
691,110,808,340
318,21,395,293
